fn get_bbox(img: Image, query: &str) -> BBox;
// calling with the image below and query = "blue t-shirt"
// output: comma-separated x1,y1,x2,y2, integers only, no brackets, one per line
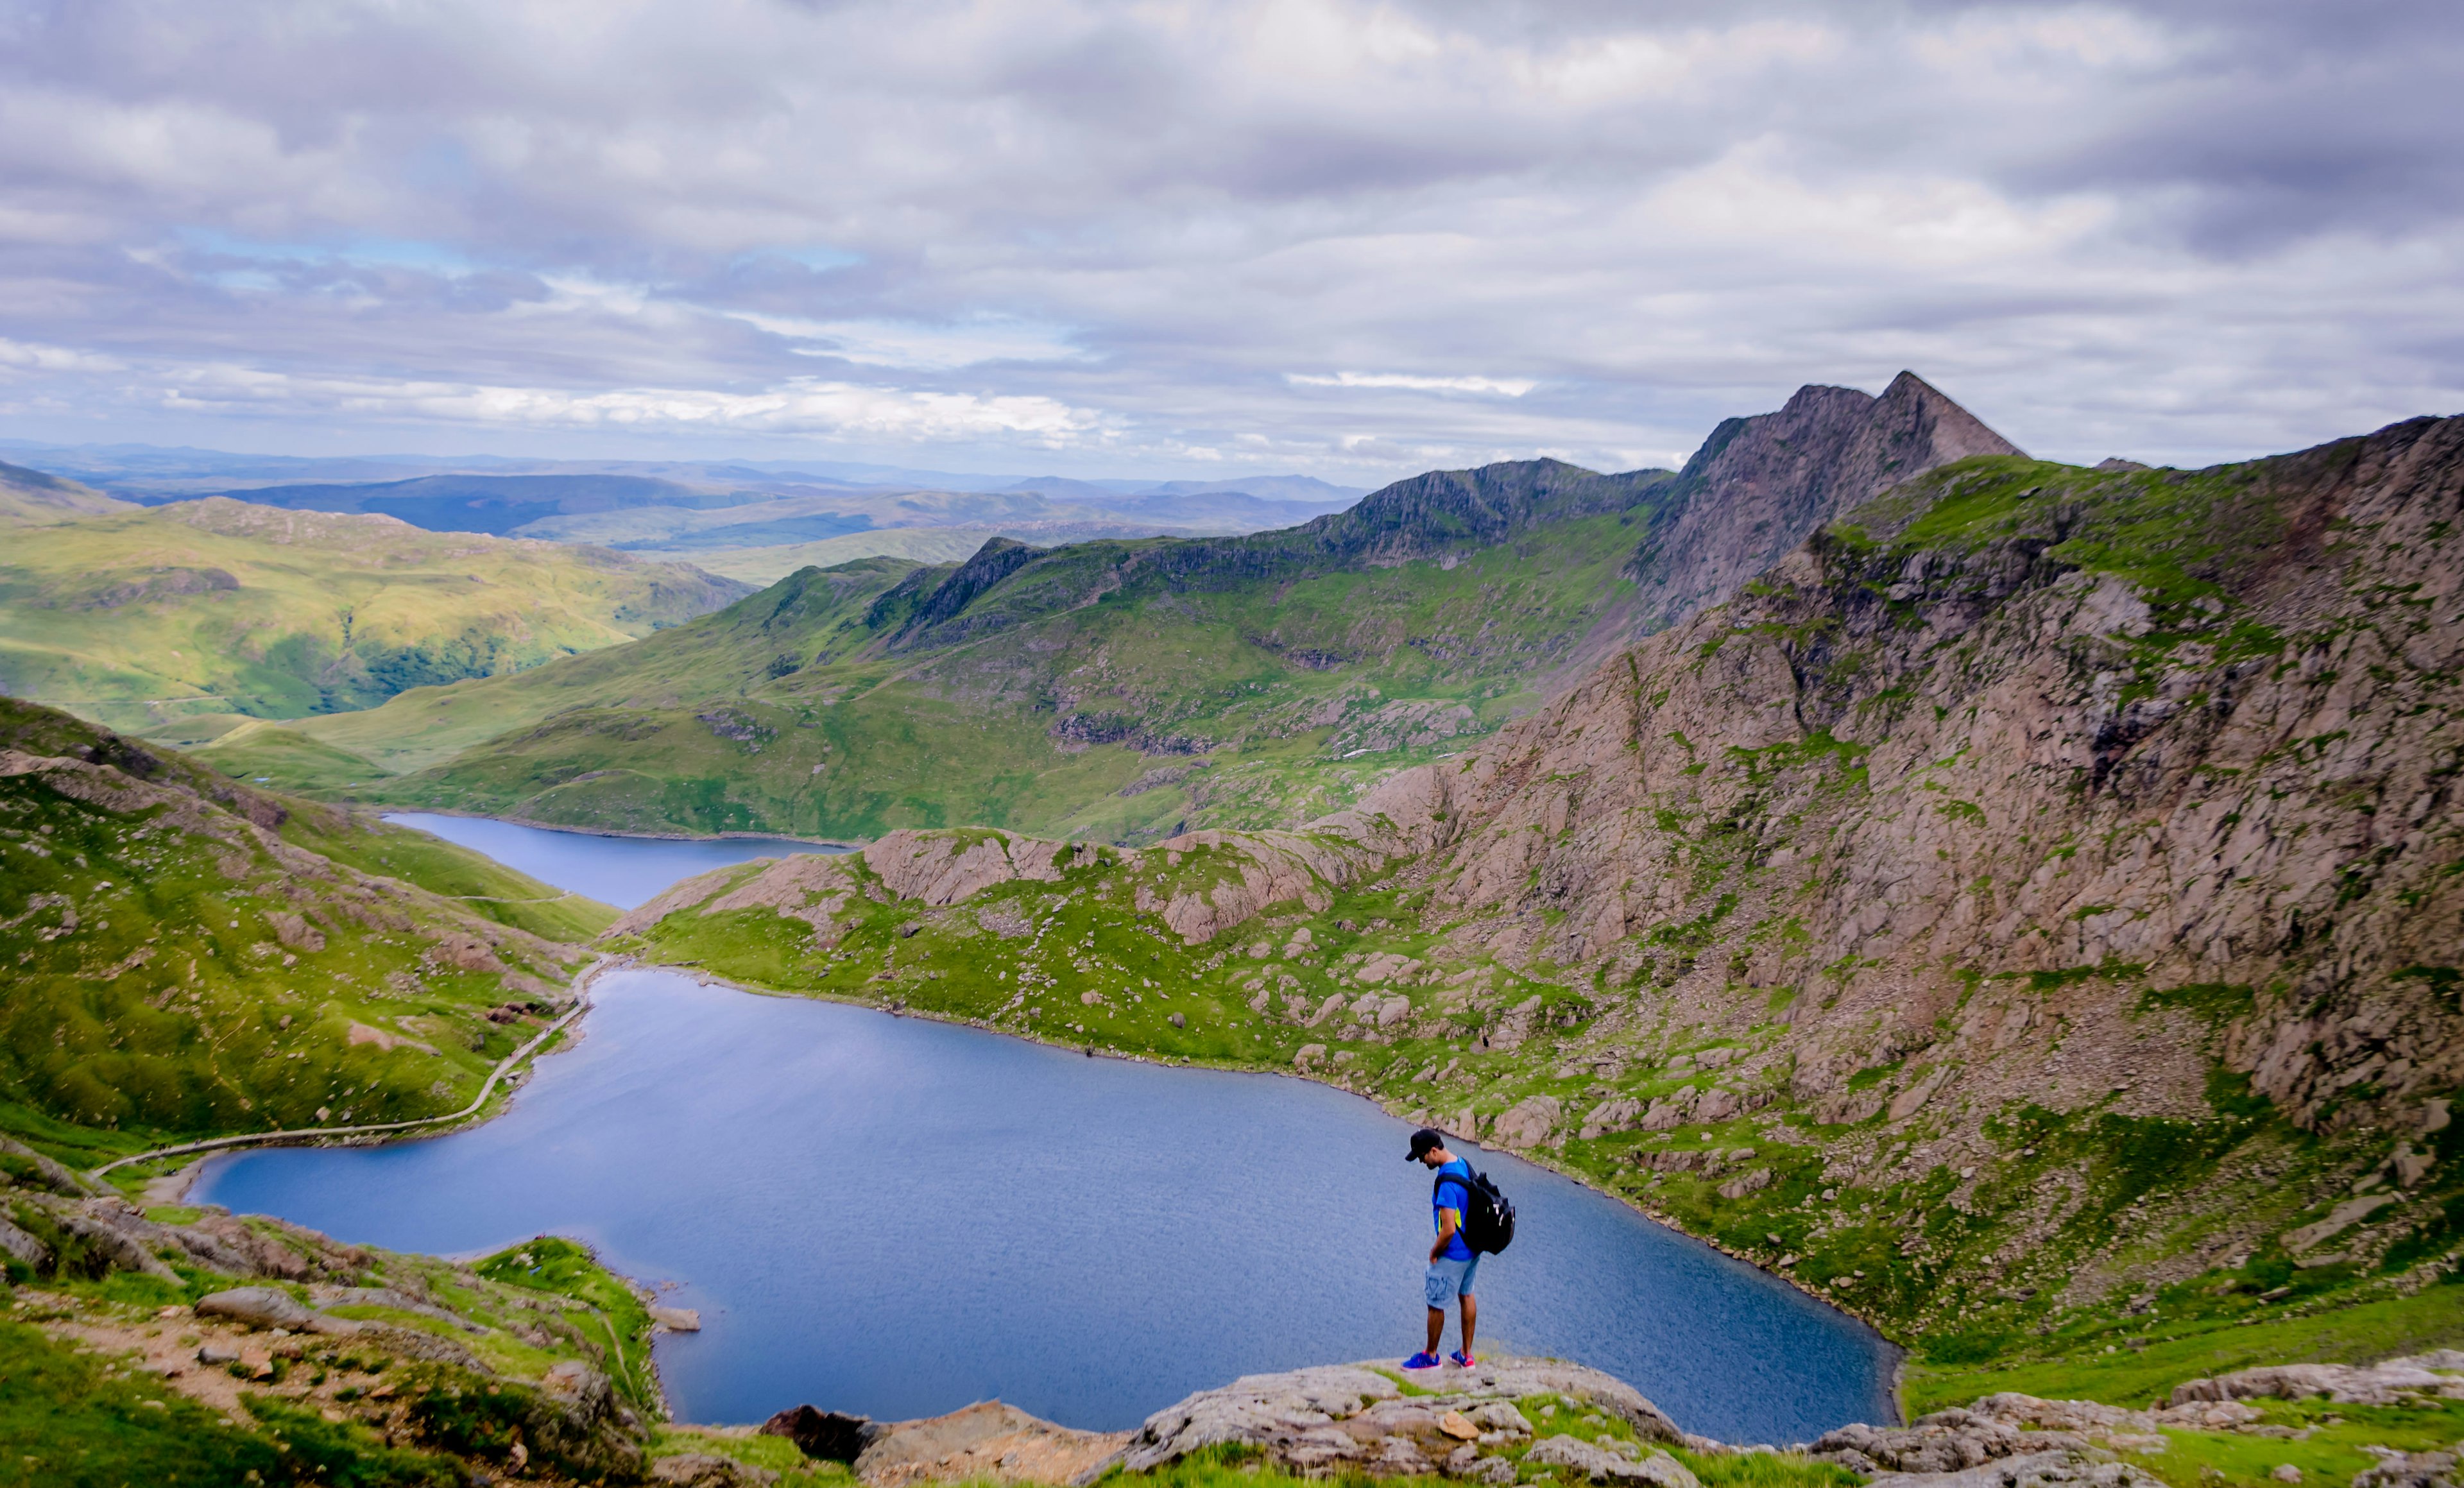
1432,1159,1475,1261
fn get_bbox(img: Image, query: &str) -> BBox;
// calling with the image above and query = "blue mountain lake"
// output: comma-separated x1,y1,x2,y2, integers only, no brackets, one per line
382,812,852,909
201,826,1895,1442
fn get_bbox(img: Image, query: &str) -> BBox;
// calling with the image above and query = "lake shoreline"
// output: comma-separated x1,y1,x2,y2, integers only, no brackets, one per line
379,804,863,851
120,954,633,1202
658,958,1908,1423
155,943,1901,1431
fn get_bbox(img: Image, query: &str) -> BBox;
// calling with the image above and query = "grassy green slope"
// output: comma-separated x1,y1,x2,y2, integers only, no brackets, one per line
0,697,614,1168
295,463,1673,839
0,457,133,526
0,497,750,737
0,1229,661,1485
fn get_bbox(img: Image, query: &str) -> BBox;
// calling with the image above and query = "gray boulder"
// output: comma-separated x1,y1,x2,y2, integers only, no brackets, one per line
529,1359,651,1480
58,1210,181,1282
1867,1450,2165,1488
2352,1451,2458,1488
312,1284,485,1333
0,1137,99,1197
196,1287,361,1335
1813,1412,2086,1475
0,1216,53,1270
1110,1357,1680,1479
1526,1435,1702,1487
2170,1364,2456,1408
651,1454,780,1487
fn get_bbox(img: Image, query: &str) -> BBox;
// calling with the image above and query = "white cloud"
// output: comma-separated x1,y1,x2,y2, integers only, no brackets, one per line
733,313,1090,370
148,365,1104,445
0,338,122,373
1287,372,1538,397
0,0,2454,475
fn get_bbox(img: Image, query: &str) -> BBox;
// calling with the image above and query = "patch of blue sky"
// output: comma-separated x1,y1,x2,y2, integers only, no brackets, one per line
175,228,481,277
742,246,864,273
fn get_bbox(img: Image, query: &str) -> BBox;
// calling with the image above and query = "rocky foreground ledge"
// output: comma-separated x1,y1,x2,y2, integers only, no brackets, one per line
662,1358,1688,1487
19,1174,2463,1488
659,1351,2464,1488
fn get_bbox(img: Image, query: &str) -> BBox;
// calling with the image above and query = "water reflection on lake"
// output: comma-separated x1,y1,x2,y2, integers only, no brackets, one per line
198,969,1893,1441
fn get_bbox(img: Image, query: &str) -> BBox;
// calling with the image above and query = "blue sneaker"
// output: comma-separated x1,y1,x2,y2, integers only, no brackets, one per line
1402,1351,1442,1370
1450,1351,1477,1369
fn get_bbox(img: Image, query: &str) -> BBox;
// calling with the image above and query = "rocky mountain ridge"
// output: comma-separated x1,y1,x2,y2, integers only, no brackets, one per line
255,374,2017,846
1626,371,2025,630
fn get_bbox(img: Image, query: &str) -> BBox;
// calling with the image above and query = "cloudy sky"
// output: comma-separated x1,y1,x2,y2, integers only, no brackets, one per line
0,0,2455,481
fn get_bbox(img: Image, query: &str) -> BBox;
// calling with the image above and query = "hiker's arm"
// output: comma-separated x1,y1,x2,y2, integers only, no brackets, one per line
1431,1207,1459,1262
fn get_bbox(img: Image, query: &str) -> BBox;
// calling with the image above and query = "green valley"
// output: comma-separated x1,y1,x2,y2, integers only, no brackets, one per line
0,497,749,740
210,374,2015,844
334,484,1666,842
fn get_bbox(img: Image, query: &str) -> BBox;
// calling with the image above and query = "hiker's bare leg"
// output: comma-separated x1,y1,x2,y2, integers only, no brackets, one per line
1426,1306,1445,1354
1460,1292,1478,1355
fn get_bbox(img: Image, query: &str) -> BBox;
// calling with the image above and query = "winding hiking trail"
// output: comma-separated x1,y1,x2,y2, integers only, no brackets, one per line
89,957,617,1181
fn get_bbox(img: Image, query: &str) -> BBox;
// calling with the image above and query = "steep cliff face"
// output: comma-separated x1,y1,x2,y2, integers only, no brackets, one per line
1369,415,2464,1141
1626,372,2024,631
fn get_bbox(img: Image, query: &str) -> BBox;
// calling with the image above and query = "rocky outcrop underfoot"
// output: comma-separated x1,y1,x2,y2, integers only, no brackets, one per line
737,1351,2464,1487
1111,1358,1679,1481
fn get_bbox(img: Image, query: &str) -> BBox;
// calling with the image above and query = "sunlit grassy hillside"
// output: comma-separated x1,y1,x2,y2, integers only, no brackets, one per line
0,498,749,737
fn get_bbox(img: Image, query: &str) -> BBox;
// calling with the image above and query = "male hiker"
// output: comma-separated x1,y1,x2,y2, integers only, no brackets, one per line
1405,1125,1480,1370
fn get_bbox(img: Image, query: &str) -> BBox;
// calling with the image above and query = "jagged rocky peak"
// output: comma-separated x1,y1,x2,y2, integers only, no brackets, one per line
1629,370,2023,629
1315,457,1666,562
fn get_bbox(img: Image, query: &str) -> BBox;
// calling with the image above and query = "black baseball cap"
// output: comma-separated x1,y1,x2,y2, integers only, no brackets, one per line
1406,1127,1446,1161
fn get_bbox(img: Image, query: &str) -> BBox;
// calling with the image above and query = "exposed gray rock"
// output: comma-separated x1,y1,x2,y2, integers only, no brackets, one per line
651,1453,780,1487
196,1287,360,1335
178,1212,325,1281
1868,1450,2164,1488
2169,1363,2458,1407
857,1400,1125,1487
1812,1411,2090,1475
2352,1450,2457,1488
1526,1435,1701,1486
1468,1401,1534,1435
311,1284,487,1333
0,1215,52,1270
57,1209,180,1282
1626,371,2024,629
1490,1096,1562,1150
1111,1356,1678,1479
0,1136,100,1196
532,1359,650,1480
355,1323,489,1372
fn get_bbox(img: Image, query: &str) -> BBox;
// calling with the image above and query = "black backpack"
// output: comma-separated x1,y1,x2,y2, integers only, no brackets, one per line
1437,1165,1516,1255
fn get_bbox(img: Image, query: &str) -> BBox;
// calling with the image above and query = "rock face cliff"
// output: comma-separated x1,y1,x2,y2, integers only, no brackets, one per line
1365,415,2464,1137
1626,372,2024,631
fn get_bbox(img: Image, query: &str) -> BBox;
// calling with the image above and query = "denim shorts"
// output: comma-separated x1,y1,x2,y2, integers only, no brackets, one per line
1425,1254,1480,1308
